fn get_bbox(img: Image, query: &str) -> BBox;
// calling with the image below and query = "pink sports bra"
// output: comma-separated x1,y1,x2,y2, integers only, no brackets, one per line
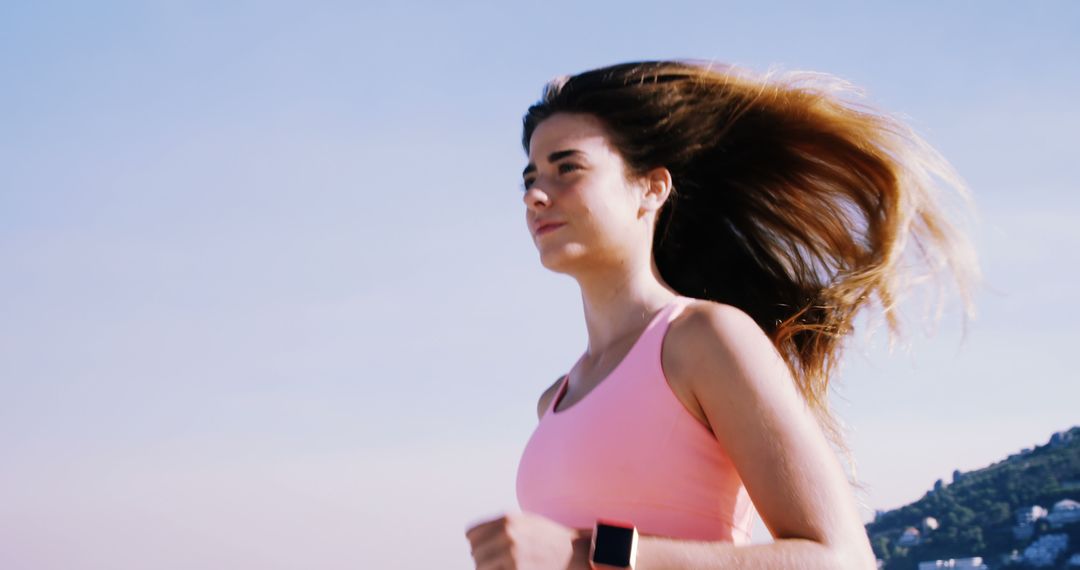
515,295,757,543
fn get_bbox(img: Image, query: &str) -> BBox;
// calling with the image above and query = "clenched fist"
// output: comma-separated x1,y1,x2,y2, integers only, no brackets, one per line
464,510,591,570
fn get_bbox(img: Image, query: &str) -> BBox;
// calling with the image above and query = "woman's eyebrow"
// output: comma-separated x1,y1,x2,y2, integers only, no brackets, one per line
522,149,585,177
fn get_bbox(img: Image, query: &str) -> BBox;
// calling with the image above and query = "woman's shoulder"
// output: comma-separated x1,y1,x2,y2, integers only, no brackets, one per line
664,298,782,399
669,298,767,351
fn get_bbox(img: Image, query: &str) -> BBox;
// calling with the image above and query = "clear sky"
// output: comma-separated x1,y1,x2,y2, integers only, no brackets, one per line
1,1,1077,568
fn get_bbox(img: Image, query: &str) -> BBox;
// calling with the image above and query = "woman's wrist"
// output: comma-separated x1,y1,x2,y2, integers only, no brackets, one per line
571,528,594,569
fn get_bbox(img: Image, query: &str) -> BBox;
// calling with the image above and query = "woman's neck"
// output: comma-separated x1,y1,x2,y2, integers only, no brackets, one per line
576,259,678,357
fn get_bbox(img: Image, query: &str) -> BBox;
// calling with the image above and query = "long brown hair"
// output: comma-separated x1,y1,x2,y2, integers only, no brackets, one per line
521,60,980,486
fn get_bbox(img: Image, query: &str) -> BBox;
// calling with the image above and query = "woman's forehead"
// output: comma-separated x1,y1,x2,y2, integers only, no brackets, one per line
529,113,615,159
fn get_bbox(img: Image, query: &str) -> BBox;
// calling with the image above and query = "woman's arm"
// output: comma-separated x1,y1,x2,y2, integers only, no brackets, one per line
593,301,876,569
572,529,866,569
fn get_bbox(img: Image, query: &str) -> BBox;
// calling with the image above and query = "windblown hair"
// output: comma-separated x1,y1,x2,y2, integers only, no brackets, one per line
522,60,981,486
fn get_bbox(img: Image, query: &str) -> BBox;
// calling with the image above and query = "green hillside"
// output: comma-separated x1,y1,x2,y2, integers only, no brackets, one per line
865,426,1080,569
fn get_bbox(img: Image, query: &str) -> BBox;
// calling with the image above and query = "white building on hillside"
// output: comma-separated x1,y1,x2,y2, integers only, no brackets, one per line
917,557,986,569
1015,504,1049,540
1017,505,1049,525
922,516,940,532
1049,499,1080,528
897,526,921,547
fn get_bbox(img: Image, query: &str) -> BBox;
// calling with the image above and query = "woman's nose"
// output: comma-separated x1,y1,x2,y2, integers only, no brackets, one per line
522,185,550,210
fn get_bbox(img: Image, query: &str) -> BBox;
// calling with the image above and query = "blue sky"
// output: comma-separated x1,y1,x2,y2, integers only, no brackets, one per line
2,1,1077,568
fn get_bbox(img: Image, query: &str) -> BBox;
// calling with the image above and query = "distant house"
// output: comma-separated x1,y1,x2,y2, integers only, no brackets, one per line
1048,499,1080,528
1022,533,1069,567
1014,504,1049,540
917,557,987,569
1017,505,1049,525
898,526,921,547
921,516,940,533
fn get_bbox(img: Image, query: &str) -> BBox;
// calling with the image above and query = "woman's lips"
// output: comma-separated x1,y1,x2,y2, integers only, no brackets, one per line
535,222,565,236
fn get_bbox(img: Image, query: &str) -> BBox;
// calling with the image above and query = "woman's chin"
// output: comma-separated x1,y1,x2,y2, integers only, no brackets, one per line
536,246,588,273
537,252,564,271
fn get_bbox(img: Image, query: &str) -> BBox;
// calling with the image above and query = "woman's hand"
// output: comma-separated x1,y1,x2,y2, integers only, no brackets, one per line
464,510,590,570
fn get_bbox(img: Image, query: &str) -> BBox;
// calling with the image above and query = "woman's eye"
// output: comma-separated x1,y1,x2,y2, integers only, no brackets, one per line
521,164,579,192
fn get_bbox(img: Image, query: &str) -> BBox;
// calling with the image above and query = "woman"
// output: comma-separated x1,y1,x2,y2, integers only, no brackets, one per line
464,60,979,569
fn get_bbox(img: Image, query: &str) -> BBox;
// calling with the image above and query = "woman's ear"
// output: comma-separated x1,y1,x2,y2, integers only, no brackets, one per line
638,166,673,216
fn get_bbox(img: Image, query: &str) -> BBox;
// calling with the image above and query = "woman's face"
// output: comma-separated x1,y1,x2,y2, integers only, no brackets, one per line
522,112,647,273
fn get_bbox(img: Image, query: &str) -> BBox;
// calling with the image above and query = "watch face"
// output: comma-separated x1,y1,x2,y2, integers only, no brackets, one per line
591,523,635,567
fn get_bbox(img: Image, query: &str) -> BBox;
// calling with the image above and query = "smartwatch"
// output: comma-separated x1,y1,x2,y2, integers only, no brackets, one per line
589,518,638,569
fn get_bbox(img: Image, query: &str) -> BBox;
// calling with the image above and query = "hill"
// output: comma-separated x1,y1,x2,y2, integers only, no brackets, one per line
865,426,1080,569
